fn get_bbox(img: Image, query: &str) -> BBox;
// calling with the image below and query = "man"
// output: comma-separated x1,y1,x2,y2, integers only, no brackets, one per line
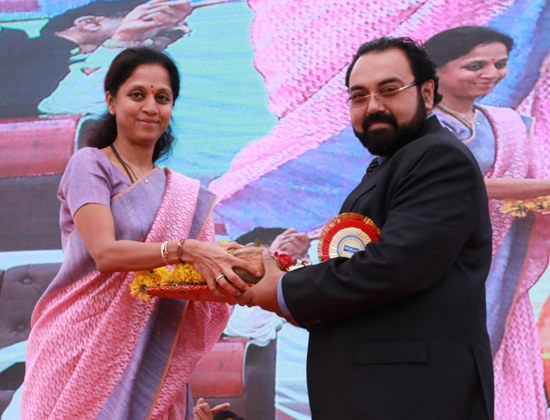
0,0,191,118
235,37,494,419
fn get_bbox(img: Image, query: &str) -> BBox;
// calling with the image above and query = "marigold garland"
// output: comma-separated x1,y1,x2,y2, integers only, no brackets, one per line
501,195,550,218
129,266,171,302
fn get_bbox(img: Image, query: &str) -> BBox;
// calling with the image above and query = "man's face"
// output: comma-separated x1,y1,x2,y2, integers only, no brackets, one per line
348,48,435,156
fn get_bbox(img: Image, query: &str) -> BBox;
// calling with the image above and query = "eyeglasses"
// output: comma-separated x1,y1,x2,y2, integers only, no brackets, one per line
346,81,418,109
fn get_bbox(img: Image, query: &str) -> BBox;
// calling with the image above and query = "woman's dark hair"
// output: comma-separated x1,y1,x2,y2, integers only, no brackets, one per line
423,26,514,69
345,37,442,106
87,46,181,163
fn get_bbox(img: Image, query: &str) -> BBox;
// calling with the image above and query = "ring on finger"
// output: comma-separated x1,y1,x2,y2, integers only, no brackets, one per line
215,274,225,284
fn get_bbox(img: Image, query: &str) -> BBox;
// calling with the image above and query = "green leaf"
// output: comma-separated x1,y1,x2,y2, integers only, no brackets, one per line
254,237,261,247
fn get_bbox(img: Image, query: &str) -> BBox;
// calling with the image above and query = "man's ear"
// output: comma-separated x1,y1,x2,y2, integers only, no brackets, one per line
74,15,102,32
421,80,435,113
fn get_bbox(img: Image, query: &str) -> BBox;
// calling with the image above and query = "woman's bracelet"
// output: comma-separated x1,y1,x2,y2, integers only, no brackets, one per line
177,239,186,263
160,241,169,265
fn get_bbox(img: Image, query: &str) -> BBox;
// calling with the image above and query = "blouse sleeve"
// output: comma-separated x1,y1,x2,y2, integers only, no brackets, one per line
59,148,113,216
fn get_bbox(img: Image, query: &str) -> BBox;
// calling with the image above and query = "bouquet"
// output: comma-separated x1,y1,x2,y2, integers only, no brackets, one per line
130,246,293,303
501,195,550,218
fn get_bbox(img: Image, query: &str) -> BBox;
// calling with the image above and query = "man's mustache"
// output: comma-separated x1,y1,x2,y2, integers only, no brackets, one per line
361,113,398,131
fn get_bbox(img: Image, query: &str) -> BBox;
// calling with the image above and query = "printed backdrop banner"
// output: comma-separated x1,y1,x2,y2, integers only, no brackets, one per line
0,0,549,419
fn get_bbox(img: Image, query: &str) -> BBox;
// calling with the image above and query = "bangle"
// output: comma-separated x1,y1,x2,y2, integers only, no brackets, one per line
160,241,169,265
177,239,186,263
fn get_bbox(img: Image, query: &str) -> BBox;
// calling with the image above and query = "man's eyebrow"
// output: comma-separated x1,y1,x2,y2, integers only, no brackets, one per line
379,77,405,85
349,77,406,92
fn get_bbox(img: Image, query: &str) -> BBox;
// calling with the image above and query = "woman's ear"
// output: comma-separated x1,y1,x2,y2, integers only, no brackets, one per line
106,91,115,116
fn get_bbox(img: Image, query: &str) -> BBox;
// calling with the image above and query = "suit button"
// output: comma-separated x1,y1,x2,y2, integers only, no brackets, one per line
315,319,321,324
304,321,310,327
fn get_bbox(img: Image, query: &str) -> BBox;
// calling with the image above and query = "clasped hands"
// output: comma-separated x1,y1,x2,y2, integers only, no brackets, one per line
233,250,298,326
112,0,193,47
189,240,299,326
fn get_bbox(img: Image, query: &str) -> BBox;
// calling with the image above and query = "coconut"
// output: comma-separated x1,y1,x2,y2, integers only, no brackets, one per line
231,246,281,284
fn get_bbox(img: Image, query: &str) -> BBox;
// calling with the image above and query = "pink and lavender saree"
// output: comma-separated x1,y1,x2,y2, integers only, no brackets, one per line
435,104,550,419
21,167,230,420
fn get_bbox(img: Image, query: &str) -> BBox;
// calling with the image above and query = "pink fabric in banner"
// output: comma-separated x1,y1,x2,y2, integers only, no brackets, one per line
493,216,550,420
22,169,230,420
529,52,550,179
210,0,512,201
479,105,550,420
478,105,528,257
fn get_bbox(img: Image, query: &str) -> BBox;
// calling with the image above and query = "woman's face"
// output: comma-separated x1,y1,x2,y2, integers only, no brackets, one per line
107,64,173,148
437,42,509,102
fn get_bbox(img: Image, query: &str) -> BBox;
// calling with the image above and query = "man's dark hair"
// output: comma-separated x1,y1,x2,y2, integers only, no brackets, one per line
345,37,442,106
423,26,514,69
235,227,286,247
87,46,181,163
42,0,142,36
213,410,245,420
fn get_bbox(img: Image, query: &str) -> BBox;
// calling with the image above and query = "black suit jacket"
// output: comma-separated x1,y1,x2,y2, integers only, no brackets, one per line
282,116,494,419
0,28,76,118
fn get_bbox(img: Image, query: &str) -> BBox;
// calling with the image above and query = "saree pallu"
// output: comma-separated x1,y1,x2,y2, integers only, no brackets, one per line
478,105,550,420
21,168,231,420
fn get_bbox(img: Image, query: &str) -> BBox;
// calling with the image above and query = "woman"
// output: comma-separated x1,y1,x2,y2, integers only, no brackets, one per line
424,26,550,419
20,47,259,420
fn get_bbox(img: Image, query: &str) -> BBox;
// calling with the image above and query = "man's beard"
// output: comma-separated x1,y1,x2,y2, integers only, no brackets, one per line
353,95,427,156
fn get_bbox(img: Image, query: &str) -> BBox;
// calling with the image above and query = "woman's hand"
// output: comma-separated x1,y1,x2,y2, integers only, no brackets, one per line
217,241,244,252
194,397,230,420
183,240,262,297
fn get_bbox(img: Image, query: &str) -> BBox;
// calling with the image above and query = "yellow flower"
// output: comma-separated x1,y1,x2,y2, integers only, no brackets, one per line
129,267,171,302
141,266,170,287
501,200,520,213
501,195,550,218
129,280,153,302
501,199,527,217
540,196,550,207
129,257,218,301
171,263,205,285
522,199,538,211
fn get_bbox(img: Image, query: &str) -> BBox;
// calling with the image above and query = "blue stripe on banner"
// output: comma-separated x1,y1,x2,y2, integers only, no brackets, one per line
481,0,550,108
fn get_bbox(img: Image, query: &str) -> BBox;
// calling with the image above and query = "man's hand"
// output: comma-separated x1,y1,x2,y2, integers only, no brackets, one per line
270,227,310,261
194,397,230,420
112,0,192,44
237,250,285,314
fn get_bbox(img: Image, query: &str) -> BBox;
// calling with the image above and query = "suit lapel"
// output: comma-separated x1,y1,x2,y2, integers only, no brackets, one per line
340,164,383,212
340,116,444,213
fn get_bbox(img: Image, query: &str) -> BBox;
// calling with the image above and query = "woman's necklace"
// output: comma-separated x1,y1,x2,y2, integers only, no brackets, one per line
110,143,153,184
437,104,476,130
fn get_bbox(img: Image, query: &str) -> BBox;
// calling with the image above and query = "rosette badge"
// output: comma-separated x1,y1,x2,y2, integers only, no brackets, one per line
318,213,380,262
